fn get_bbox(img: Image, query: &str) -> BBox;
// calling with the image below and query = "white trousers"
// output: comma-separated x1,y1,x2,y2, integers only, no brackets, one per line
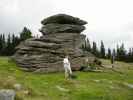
64,63,72,78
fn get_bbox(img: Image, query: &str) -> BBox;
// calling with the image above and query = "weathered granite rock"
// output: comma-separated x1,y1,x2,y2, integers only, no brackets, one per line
13,14,95,73
0,89,15,100
40,14,87,35
13,33,88,72
40,24,85,35
41,14,87,25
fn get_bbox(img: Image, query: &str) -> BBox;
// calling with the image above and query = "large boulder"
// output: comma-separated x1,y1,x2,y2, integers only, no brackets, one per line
13,14,95,73
13,33,87,72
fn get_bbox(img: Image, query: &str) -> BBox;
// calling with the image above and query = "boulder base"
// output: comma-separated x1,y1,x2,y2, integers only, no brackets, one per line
13,32,95,72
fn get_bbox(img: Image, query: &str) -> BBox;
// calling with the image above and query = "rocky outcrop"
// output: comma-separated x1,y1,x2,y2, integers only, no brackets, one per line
41,14,87,25
13,14,94,73
40,24,85,35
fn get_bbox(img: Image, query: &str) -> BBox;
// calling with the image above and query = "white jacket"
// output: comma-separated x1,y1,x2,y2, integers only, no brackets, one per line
63,58,69,64
63,57,72,74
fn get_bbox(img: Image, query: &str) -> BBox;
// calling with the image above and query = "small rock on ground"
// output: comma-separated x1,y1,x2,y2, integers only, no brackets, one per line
0,89,15,100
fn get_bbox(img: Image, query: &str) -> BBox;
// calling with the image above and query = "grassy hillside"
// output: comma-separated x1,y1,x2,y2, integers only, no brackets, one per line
0,57,133,100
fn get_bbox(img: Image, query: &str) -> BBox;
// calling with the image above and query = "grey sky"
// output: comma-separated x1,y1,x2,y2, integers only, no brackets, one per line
0,0,133,49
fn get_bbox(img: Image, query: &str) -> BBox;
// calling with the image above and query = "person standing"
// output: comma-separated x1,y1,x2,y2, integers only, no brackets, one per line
111,50,115,68
63,56,72,79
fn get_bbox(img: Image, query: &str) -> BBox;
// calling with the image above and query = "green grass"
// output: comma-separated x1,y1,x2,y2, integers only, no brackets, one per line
0,57,133,100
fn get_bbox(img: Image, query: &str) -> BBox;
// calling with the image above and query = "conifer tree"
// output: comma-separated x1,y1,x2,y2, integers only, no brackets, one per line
86,38,91,52
92,41,99,57
0,34,6,55
119,43,126,61
100,40,105,58
1,34,5,55
116,44,120,60
0,34,2,54
20,27,32,41
127,48,132,62
11,34,20,54
116,43,126,61
107,48,111,59
5,34,12,55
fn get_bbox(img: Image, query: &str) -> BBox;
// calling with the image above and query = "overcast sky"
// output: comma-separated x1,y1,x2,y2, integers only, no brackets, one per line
0,0,133,49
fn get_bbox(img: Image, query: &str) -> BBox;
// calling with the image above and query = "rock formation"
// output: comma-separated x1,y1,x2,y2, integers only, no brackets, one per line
13,14,94,73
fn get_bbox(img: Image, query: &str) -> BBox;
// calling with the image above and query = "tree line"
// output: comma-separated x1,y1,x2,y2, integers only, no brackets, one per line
81,38,133,62
0,27,32,56
1,27,133,63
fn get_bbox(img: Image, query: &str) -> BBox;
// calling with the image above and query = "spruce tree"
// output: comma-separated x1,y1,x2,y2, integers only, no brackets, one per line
107,48,111,59
100,40,105,58
11,34,20,54
92,41,99,57
5,34,12,55
132,48,133,62
86,38,91,52
81,38,86,51
2,34,6,55
0,34,6,55
113,49,116,57
119,43,126,61
0,34,2,54
127,48,132,62
116,43,126,61
11,34,16,54
116,44,120,60
20,27,32,41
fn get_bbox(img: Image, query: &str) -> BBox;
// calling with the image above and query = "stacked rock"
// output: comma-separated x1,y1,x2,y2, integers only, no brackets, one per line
40,14,87,35
13,14,94,73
